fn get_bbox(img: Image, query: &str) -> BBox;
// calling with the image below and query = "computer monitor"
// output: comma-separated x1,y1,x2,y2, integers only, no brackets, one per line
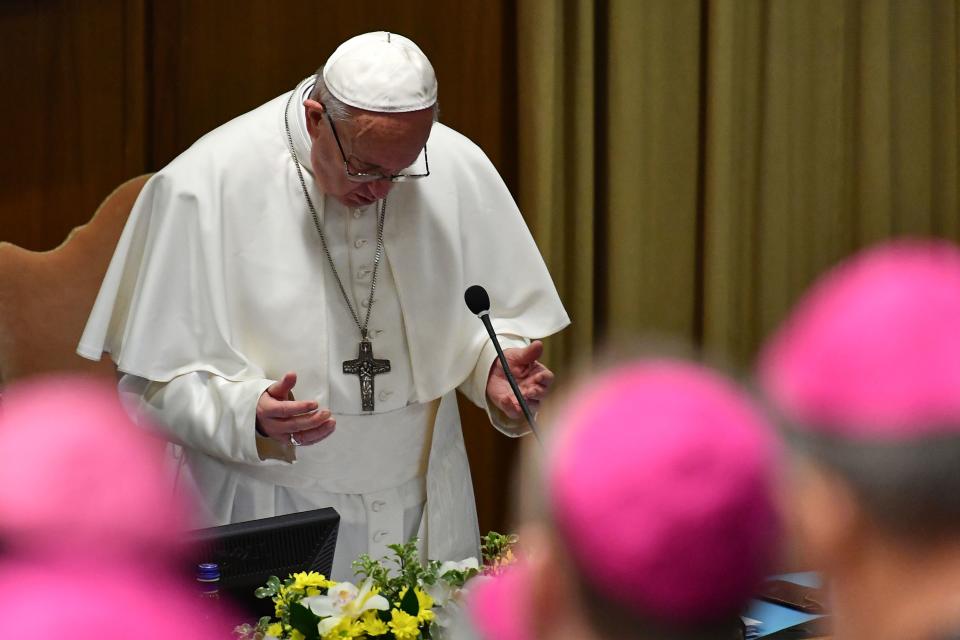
189,507,339,618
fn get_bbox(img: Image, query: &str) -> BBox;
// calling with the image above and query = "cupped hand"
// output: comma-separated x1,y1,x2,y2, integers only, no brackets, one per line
485,341,555,420
256,372,335,446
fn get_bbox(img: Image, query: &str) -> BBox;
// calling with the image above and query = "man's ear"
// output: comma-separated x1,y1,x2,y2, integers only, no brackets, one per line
788,455,867,571
303,99,325,138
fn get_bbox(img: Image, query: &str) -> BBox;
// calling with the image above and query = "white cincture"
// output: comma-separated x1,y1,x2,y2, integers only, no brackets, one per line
223,400,437,495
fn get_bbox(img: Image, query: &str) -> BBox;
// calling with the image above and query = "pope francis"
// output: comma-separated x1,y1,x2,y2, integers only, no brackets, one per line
78,32,569,579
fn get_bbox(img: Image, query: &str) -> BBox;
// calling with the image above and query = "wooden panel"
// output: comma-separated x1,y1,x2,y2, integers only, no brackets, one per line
0,0,145,251
150,1,513,176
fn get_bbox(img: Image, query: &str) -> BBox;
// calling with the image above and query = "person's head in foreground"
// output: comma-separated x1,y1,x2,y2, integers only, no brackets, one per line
303,31,437,208
465,360,781,640
759,239,960,640
0,376,235,638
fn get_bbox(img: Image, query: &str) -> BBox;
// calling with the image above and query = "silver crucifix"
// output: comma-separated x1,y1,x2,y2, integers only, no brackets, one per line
343,340,391,411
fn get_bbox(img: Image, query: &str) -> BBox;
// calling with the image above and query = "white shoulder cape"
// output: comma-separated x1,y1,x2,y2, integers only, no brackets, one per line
79,78,569,404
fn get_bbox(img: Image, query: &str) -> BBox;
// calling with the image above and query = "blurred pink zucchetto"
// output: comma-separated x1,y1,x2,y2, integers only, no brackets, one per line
0,375,235,637
469,360,781,638
760,239,960,440
0,375,193,558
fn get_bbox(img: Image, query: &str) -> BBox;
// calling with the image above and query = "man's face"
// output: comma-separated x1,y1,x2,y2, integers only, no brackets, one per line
783,453,862,571
303,99,433,208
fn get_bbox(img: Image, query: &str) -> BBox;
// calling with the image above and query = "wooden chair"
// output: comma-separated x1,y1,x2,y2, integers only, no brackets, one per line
0,175,151,385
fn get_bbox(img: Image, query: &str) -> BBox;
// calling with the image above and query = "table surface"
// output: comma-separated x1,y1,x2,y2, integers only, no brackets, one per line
746,572,824,638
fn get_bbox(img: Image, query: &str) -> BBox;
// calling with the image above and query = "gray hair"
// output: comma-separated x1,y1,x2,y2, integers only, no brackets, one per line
309,66,440,122
309,68,354,121
786,426,960,540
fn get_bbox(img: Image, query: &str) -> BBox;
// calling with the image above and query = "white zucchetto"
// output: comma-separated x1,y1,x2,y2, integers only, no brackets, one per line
322,31,438,113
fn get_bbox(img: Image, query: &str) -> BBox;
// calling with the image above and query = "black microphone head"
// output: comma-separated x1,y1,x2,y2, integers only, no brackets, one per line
464,285,491,315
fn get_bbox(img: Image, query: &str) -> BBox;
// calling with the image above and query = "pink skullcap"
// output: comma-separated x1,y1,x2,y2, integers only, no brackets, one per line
0,375,193,559
0,559,239,639
467,562,534,640
548,361,780,623
759,239,960,440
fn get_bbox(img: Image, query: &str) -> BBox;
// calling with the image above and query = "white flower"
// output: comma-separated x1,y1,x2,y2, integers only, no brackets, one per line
425,580,455,607
429,557,480,607
300,579,389,635
439,557,479,576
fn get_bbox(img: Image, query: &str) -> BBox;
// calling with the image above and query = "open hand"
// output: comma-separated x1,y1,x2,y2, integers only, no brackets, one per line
485,341,555,420
256,372,335,446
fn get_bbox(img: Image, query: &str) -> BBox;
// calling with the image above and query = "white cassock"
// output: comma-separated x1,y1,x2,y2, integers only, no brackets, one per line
78,77,569,580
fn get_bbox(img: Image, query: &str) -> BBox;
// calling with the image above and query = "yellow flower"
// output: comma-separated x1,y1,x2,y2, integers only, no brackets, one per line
414,588,435,623
320,616,364,639
293,571,333,590
276,585,291,616
265,622,284,637
360,610,389,636
414,588,434,609
388,608,420,640
398,586,436,624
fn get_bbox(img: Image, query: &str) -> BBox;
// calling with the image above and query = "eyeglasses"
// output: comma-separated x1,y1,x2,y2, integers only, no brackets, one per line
324,109,430,183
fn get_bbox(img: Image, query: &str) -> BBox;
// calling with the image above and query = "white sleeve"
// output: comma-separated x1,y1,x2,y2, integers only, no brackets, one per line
118,372,287,465
458,333,532,438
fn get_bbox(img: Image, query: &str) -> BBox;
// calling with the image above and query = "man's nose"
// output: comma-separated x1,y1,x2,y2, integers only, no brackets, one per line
367,179,392,200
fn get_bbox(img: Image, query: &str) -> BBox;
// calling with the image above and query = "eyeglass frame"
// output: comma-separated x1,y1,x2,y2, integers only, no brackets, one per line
323,106,430,183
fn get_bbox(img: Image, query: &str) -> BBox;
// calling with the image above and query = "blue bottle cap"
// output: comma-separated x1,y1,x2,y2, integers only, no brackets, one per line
196,563,221,581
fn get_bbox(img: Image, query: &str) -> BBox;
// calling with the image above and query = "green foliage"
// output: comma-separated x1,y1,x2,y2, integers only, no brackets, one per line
400,586,420,617
353,538,434,602
255,575,283,599
289,602,320,640
481,531,518,564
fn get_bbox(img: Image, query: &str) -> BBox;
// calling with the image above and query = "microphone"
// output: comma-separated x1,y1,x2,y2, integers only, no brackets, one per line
464,285,542,443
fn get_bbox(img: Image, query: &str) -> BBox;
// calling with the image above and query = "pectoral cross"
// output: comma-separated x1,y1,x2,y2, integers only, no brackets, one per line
343,340,391,412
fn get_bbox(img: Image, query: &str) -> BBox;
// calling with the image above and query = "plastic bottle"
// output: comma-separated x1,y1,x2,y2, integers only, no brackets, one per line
196,562,221,600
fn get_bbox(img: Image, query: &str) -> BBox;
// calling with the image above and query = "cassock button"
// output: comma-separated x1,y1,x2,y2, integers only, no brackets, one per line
373,530,389,542
378,390,393,402
360,298,377,308
352,209,362,219
371,500,386,512
354,238,368,248
356,266,372,280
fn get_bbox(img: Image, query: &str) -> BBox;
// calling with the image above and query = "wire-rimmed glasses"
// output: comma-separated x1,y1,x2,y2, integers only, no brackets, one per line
325,109,430,183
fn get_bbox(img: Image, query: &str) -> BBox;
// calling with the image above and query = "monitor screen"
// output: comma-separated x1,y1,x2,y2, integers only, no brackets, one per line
189,507,339,619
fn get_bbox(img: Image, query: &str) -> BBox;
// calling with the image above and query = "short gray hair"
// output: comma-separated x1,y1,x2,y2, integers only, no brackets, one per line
786,427,960,540
309,66,440,122
309,68,353,121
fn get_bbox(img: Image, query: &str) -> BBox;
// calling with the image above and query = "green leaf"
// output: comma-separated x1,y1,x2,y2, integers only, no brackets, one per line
400,586,420,617
255,586,275,599
289,602,320,640
267,575,282,590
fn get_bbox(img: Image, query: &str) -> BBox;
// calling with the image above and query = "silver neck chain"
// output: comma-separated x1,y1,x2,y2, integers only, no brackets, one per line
283,89,386,341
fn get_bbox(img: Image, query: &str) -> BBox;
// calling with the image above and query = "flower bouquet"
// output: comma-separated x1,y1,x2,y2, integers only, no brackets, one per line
236,532,517,640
